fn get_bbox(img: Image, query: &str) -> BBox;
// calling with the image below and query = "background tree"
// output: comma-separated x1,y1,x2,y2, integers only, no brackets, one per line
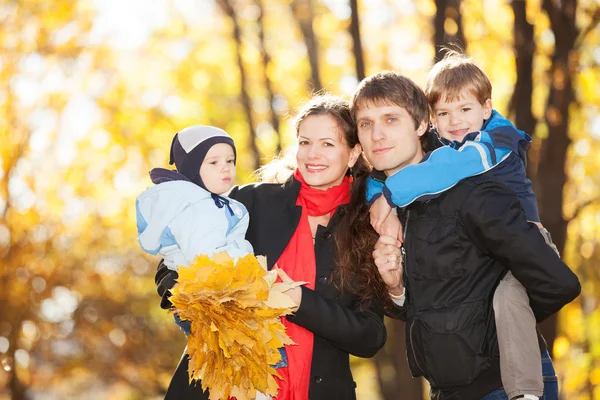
434,0,467,60
508,0,537,178
291,0,323,92
349,0,366,81
217,0,261,171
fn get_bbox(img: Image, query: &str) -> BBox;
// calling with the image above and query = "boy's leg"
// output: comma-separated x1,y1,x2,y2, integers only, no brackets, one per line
493,272,543,400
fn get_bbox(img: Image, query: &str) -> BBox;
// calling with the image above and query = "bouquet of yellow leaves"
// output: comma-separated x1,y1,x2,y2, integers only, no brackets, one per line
169,252,302,400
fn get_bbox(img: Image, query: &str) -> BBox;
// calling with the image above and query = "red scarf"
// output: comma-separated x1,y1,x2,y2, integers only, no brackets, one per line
275,169,351,400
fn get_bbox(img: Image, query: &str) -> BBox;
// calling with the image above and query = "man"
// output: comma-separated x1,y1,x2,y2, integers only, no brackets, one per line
350,71,580,400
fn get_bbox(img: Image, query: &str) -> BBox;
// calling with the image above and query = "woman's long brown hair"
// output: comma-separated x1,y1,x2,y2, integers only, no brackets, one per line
334,150,394,312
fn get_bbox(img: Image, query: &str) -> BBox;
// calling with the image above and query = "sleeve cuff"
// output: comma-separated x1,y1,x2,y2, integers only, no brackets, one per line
382,185,396,208
368,192,383,206
389,287,406,306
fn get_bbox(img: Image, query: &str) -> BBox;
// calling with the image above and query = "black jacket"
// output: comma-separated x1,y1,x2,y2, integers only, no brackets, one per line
390,174,580,400
155,177,387,400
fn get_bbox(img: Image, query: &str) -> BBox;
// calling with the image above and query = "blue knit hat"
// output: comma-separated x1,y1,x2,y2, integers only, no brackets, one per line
169,125,237,190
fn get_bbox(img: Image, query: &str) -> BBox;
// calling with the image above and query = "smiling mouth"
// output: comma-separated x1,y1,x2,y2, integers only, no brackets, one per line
448,128,469,136
305,165,327,172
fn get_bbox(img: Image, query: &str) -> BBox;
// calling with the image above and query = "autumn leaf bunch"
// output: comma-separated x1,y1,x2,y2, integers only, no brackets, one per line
169,252,301,400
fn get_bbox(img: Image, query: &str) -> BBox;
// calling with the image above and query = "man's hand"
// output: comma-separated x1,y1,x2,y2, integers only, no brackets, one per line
380,213,404,243
370,196,393,234
373,235,404,295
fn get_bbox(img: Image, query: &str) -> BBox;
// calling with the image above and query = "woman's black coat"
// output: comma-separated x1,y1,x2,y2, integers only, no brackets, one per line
155,177,387,400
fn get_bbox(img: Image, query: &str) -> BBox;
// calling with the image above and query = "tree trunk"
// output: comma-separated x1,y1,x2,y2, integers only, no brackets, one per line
255,0,282,153
374,320,423,400
508,0,538,179
349,0,366,81
434,0,466,61
291,0,323,92
537,0,579,356
217,0,260,170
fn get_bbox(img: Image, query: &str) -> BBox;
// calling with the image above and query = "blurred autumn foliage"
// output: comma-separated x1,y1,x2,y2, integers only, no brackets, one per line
0,0,598,399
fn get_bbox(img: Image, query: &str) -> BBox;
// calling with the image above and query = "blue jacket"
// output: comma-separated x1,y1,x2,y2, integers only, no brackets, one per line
366,110,540,221
136,175,253,271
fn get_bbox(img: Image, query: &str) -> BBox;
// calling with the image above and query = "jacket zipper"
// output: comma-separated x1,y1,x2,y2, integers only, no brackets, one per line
404,211,424,374
409,319,424,374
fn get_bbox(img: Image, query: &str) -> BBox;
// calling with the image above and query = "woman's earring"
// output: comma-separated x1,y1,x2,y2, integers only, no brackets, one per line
349,167,354,183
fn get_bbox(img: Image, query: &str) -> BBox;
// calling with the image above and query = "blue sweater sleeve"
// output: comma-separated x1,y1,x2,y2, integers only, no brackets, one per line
383,143,511,207
366,176,385,204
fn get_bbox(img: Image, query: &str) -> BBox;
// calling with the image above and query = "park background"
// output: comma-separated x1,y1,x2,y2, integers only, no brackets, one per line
0,0,599,398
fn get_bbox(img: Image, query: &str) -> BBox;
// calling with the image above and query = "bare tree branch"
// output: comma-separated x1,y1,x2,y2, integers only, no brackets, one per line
568,196,600,222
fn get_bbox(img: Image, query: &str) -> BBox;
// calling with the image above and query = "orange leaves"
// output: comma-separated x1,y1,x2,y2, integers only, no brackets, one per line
169,252,301,400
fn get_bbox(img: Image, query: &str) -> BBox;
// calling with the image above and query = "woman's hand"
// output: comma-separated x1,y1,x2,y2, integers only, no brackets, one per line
275,267,302,309
372,235,404,296
370,196,393,234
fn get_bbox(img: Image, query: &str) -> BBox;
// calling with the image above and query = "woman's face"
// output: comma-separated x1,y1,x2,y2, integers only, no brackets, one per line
296,114,360,190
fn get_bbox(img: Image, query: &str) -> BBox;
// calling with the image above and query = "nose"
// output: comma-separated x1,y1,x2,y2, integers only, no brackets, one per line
450,112,462,126
372,123,385,141
306,144,321,159
221,163,230,172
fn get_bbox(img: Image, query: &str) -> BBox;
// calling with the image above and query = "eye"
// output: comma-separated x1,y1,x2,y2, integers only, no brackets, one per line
461,107,471,112
359,121,372,128
210,161,218,165
323,142,334,147
387,117,398,123
437,111,448,117
227,159,235,164
299,140,309,145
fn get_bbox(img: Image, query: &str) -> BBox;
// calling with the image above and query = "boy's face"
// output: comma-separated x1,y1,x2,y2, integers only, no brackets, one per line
356,102,427,176
199,143,236,195
432,89,492,142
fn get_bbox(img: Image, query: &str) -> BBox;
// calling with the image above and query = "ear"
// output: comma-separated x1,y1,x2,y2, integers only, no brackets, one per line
483,98,492,119
347,143,361,169
416,119,428,137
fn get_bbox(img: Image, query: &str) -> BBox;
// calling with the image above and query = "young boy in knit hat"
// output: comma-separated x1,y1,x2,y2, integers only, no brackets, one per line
136,125,253,271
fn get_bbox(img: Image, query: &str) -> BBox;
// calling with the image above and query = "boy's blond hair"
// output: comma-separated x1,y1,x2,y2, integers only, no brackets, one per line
424,50,492,109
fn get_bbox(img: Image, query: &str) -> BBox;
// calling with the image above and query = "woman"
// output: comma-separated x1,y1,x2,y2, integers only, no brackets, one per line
155,95,387,400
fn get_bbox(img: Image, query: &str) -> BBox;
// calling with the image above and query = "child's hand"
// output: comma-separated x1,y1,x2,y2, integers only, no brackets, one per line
275,267,302,309
370,196,393,234
380,213,404,243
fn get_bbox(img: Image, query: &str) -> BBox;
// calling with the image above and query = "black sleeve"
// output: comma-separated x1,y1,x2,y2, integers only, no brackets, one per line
155,259,178,310
384,300,407,321
460,180,581,322
287,287,387,358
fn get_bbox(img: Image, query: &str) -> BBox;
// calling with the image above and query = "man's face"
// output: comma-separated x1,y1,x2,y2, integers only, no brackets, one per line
356,102,427,176
432,89,492,142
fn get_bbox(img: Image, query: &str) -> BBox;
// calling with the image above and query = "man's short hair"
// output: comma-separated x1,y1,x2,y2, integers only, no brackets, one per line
424,50,492,108
350,71,430,130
